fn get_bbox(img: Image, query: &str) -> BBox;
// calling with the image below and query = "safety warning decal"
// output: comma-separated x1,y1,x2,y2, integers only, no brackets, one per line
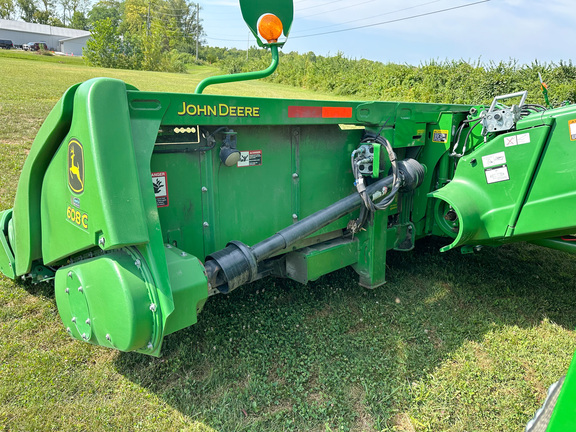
482,151,506,168
504,133,531,147
152,172,169,207
237,150,262,167
432,130,449,143
569,120,576,141
485,165,510,184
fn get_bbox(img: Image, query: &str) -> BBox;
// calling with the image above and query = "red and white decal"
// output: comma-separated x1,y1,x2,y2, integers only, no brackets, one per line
288,106,353,119
238,150,262,167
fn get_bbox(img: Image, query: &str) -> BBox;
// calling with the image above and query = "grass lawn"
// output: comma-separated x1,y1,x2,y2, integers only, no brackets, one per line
1,51,575,432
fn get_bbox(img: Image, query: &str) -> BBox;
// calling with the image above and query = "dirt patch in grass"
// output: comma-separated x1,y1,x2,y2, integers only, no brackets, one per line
472,342,495,372
392,412,416,432
349,384,375,431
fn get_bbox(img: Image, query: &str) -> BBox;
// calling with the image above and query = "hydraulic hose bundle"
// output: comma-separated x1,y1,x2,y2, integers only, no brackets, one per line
349,132,400,232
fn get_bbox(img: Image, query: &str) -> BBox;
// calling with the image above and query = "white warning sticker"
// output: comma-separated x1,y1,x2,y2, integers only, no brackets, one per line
482,151,506,168
485,165,510,184
504,133,531,147
152,172,169,207
237,150,262,167
569,120,576,141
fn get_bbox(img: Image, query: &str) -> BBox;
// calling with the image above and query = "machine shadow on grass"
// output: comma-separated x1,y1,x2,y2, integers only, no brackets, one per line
114,237,576,431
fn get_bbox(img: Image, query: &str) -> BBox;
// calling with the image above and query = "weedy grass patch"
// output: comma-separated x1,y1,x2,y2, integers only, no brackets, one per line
0,52,575,432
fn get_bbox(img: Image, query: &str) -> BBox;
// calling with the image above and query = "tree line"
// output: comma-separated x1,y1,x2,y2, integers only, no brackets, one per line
0,0,203,72
212,48,576,106
84,0,202,72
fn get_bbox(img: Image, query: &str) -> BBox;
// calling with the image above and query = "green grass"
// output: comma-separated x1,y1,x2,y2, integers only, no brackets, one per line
1,51,576,432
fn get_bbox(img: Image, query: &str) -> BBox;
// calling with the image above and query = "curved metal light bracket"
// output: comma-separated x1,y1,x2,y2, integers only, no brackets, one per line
194,0,293,94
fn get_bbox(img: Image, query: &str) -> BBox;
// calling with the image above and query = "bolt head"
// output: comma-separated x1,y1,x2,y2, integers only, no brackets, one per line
98,238,105,247
68,271,73,278
106,334,111,341
292,214,298,219
71,317,77,323
147,342,154,350
82,333,88,340
150,303,157,312
65,288,69,294
180,252,187,257
202,187,208,192
134,259,141,267
203,222,209,228
85,319,91,325
78,286,83,293
292,173,299,179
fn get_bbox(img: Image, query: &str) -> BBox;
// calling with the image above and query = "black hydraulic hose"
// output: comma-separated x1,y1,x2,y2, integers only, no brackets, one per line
205,158,424,294
251,174,394,262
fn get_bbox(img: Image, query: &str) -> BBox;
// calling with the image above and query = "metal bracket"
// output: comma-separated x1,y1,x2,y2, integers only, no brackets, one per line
481,91,528,136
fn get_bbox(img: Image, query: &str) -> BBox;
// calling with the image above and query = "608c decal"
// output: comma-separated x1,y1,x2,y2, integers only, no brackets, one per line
66,205,88,230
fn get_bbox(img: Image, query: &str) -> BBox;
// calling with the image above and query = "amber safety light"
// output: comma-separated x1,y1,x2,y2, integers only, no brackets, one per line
258,14,283,43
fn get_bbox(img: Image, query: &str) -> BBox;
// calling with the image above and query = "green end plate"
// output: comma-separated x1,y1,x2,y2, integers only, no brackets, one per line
239,0,294,47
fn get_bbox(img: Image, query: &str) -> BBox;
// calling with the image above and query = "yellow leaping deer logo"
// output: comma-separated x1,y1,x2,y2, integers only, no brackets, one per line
68,139,84,194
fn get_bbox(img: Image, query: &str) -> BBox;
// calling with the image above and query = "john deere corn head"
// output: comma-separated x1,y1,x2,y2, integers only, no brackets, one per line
2,0,576,428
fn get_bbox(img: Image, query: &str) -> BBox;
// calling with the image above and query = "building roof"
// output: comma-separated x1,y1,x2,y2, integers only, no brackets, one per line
0,19,90,39
59,34,92,42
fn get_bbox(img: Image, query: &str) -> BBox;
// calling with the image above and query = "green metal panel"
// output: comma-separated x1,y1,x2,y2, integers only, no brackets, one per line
354,210,389,288
12,84,78,276
210,125,294,252
151,152,204,257
285,238,358,284
514,110,576,238
163,245,208,336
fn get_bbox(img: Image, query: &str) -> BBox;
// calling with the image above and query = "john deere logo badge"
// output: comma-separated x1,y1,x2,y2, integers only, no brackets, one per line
68,139,84,194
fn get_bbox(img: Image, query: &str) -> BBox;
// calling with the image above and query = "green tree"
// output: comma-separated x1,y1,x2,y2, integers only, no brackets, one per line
17,0,37,21
88,0,122,28
84,17,124,68
69,10,88,29
31,8,61,24
0,0,14,19
83,0,198,72
31,8,49,22
37,0,52,12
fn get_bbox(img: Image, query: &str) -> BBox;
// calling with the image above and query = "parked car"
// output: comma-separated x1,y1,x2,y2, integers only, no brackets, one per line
0,40,13,49
23,42,48,51
30,42,48,51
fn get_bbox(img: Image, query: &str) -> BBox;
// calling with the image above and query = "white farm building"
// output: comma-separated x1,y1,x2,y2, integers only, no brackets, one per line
0,19,91,56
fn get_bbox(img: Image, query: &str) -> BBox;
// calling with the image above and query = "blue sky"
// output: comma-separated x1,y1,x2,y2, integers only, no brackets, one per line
200,0,576,65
